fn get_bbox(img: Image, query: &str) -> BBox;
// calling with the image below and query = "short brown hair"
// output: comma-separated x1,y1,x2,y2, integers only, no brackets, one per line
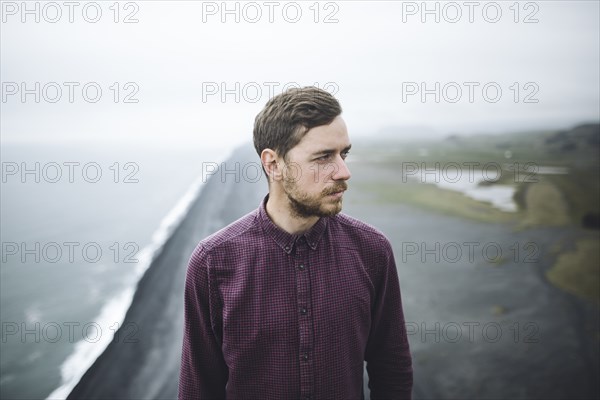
253,86,342,161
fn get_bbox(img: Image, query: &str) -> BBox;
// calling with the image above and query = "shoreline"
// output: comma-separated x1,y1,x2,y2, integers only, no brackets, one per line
48,156,230,400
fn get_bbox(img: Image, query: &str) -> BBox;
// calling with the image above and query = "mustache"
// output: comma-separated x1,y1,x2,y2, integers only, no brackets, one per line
322,182,348,196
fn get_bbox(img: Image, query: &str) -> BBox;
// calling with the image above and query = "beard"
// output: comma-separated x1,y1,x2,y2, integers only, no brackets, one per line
283,178,348,219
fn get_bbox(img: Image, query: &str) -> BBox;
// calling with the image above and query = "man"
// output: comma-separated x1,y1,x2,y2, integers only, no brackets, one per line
179,87,413,399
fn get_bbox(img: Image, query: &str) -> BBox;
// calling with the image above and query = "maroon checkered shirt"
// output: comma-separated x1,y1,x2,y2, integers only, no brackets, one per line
179,195,413,399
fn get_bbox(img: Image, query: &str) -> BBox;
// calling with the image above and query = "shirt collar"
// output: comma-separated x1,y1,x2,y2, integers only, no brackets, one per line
257,194,328,254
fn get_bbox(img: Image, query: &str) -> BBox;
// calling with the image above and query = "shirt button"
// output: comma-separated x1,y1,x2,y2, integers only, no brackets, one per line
298,264,305,271
284,245,290,251
301,353,309,361
300,307,308,315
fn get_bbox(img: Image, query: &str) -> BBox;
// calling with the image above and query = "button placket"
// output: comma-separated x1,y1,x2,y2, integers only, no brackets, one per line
295,238,314,398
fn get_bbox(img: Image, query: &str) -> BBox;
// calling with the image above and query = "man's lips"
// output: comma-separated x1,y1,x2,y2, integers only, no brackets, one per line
324,183,348,196
326,189,346,198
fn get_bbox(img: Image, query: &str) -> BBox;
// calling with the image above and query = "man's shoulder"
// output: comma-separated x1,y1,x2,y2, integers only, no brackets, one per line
188,209,260,269
330,213,393,253
198,208,261,253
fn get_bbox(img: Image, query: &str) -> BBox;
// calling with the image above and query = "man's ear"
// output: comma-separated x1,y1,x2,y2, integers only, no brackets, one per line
260,149,282,183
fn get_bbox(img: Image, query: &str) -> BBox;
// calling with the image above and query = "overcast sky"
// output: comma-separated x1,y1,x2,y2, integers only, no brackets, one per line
1,1,599,147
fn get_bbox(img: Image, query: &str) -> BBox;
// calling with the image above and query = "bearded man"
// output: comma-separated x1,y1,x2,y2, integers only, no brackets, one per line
178,86,413,400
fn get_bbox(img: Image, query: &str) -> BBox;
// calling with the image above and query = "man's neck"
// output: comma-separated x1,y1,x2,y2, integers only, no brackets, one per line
265,192,320,235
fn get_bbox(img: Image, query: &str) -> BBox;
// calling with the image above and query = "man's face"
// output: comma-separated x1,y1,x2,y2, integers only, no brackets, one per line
280,116,352,218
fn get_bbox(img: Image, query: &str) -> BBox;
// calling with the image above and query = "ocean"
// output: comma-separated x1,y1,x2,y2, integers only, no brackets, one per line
0,141,232,399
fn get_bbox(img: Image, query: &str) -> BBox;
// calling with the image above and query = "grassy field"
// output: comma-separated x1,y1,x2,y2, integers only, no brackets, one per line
547,237,600,305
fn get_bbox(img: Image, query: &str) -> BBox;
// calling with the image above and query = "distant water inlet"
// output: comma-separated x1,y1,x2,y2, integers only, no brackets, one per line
402,163,570,213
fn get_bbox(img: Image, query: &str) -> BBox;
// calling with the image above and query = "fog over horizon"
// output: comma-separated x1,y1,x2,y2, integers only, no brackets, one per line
1,1,599,148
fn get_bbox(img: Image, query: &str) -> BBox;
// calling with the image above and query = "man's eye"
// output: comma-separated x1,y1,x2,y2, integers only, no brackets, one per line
316,155,330,161
341,151,350,159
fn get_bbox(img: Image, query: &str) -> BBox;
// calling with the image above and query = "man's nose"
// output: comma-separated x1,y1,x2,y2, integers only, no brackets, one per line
332,155,351,181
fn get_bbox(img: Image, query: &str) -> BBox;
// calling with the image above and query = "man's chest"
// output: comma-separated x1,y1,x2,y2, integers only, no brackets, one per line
214,245,376,355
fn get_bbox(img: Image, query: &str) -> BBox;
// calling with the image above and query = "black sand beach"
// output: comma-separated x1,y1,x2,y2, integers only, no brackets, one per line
68,144,599,399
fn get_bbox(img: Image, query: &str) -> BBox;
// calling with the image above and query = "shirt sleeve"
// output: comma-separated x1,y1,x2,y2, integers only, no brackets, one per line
364,238,414,400
178,243,228,399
